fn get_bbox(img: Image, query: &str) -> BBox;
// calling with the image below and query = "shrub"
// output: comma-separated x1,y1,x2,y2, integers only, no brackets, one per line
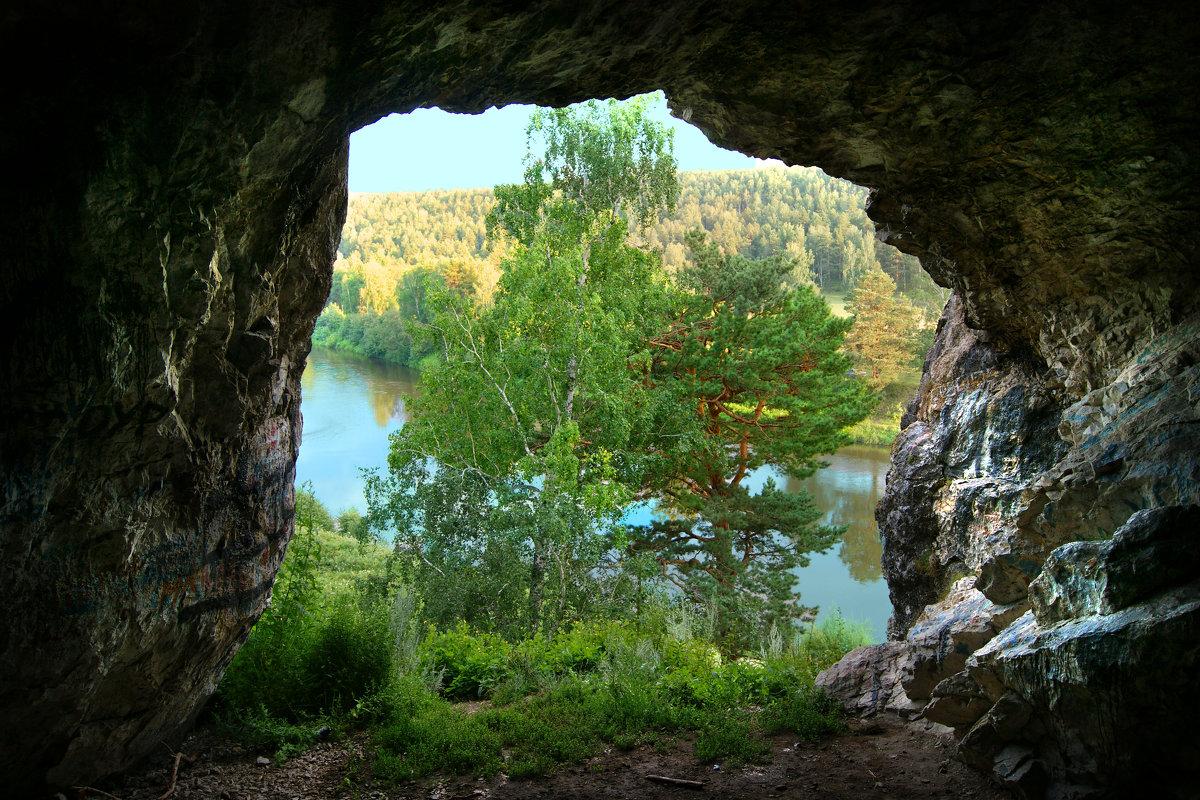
694,713,767,765
421,622,511,699
221,708,321,762
761,686,844,741
376,702,504,780
297,596,393,714
797,613,872,670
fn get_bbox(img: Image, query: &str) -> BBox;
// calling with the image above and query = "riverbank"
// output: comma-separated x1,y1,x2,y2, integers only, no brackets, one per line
303,339,907,450
847,416,901,447
297,348,895,641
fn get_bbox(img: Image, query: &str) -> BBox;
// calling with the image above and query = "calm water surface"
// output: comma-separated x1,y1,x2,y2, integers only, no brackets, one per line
296,347,894,641
297,348,421,512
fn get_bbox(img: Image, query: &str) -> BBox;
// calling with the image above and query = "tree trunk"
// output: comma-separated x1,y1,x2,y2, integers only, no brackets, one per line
529,534,548,634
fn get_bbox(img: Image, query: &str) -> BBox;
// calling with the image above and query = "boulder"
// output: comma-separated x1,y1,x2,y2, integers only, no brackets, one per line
815,642,922,718
900,577,1026,703
950,507,1200,795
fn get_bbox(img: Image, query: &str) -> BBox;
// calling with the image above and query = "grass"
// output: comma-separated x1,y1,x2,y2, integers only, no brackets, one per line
819,289,850,319
848,369,923,447
848,415,901,446
371,615,869,780
215,506,871,780
311,528,393,595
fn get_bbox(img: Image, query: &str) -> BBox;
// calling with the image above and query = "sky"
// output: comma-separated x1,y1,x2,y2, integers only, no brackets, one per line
348,92,775,193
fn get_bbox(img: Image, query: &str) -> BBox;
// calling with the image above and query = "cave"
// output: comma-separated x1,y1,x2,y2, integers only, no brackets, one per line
0,1,1196,796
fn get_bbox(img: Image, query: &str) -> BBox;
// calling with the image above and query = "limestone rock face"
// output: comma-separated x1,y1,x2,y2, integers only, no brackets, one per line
900,577,1026,705
956,507,1200,797
867,291,1200,794
878,296,1068,635
814,642,920,719
1,0,1197,792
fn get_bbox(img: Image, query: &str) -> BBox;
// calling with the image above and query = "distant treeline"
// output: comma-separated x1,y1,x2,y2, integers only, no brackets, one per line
315,166,945,369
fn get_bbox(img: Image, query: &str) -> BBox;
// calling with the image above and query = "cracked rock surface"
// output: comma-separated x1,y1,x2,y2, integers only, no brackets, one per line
1,0,1196,793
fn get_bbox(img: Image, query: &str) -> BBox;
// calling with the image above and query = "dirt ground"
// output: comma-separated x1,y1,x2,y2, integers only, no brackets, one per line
90,715,1011,800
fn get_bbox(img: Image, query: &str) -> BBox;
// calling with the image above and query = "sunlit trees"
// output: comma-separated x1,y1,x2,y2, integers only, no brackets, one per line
843,265,921,391
370,96,680,634
633,231,873,648
366,99,873,645
360,260,399,314
324,161,941,374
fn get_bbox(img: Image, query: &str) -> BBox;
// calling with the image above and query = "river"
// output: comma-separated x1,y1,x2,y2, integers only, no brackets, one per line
296,347,894,641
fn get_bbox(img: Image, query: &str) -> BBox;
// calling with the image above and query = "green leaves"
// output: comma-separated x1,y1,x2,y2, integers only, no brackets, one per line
521,95,678,234
371,99,875,649
844,264,922,391
628,232,874,647
370,97,683,637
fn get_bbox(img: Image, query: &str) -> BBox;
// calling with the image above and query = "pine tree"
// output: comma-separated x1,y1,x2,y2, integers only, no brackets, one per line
843,265,920,390
635,231,874,649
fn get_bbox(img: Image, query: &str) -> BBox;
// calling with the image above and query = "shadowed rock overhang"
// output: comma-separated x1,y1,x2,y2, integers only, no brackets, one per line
0,1,1196,795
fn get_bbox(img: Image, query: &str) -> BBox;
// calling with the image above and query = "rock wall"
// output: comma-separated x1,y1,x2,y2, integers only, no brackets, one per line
823,297,1200,795
918,313,1200,796
878,295,1069,637
1,0,1196,793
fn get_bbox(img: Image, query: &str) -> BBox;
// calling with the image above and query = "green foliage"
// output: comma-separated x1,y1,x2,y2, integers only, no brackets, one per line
695,713,768,765
836,264,937,445
312,306,433,368
215,504,396,733
798,612,874,665
631,231,874,648
335,164,935,314
422,623,512,699
371,99,874,653
412,612,864,705
373,96,680,637
375,687,504,780
298,597,394,713
221,708,324,763
759,687,845,741
219,513,863,775
365,459,629,638
217,590,393,721
326,118,945,371
844,265,921,391
297,486,335,532
371,612,862,780
226,93,902,777
847,403,908,446
337,188,502,275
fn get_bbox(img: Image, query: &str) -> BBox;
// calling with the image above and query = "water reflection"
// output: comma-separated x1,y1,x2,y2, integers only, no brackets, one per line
789,446,890,585
297,348,894,642
739,446,892,641
296,348,420,513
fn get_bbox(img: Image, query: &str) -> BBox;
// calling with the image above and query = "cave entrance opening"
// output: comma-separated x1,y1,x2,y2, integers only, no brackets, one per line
287,92,948,647
4,3,1194,794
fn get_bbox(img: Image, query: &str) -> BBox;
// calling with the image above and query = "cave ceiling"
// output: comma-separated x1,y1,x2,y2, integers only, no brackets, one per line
0,0,1196,792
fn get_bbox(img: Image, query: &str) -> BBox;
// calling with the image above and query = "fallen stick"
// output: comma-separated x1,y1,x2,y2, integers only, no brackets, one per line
645,774,705,789
156,742,198,800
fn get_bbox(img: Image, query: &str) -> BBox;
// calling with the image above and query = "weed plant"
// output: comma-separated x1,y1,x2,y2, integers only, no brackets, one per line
373,611,869,779
214,505,396,753
214,496,870,775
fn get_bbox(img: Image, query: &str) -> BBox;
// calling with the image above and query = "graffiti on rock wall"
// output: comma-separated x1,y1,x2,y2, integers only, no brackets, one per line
47,414,297,626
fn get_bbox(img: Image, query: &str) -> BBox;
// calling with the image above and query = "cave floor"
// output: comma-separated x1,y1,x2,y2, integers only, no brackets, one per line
97,714,1011,800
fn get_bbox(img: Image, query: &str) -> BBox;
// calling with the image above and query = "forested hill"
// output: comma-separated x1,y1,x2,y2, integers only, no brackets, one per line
320,165,942,445
334,166,940,307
